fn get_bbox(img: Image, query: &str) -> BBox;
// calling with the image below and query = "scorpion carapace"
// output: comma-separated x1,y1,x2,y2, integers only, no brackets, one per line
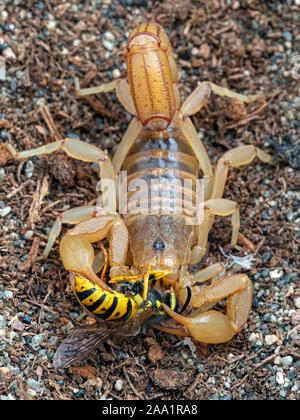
8,22,274,364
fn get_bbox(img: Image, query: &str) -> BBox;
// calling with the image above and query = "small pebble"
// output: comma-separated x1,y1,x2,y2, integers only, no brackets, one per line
274,356,282,365
47,20,57,30
114,379,124,391
112,68,121,79
26,388,37,398
276,371,285,385
102,39,115,51
4,290,13,299
0,129,8,141
281,356,293,367
269,269,283,280
11,317,26,331
0,167,5,181
24,230,34,240
265,334,279,345
31,333,46,350
22,314,31,325
0,206,11,217
24,160,34,178
294,297,300,309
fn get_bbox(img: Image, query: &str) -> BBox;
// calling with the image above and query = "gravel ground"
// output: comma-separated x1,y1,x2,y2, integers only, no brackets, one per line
0,0,299,400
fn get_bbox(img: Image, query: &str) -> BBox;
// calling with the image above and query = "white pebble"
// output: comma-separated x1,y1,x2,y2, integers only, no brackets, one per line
0,167,5,181
103,31,115,42
114,379,124,391
269,269,283,280
47,20,57,30
1,10,8,21
281,356,293,367
264,334,278,345
0,206,11,217
276,371,285,385
112,68,121,79
248,332,256,342
274,356,282,365
25,160,34,178
24,230,34,239
294,297,300,309
26,388,37,398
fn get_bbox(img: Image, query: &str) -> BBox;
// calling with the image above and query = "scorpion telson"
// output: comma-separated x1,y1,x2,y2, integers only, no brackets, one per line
8,22,274,365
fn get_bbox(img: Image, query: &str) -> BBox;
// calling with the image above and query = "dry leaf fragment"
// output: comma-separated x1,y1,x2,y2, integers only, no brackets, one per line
68,365,97,380
151,369,190,390
145,337,164,363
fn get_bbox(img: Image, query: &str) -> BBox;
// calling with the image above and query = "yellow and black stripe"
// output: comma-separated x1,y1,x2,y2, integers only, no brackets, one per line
74,275,138,322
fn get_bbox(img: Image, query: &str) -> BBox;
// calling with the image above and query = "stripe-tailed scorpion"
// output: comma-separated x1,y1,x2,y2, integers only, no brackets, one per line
8,23,273,367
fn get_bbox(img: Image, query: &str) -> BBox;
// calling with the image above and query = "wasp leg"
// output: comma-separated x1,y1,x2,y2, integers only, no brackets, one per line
189,198,240,264
211,145,274,200
175,262,225,310
64,214,129,280
163,273,252,343
75,78,137,116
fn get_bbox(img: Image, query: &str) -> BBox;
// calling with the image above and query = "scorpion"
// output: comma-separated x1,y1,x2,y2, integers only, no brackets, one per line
8,23,273,363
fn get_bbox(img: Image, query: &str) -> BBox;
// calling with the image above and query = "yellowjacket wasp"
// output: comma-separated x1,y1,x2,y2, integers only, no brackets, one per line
53,267,190,368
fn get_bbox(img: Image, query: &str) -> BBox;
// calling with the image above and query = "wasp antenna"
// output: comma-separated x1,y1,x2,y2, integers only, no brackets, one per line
99,242,108,282
179,286,192,314
142,265,151,301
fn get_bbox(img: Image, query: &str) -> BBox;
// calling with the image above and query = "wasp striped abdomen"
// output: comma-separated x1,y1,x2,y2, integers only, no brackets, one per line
74,275,138,322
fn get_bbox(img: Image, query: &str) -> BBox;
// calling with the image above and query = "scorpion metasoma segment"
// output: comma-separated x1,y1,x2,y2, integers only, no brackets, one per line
9,22,274,358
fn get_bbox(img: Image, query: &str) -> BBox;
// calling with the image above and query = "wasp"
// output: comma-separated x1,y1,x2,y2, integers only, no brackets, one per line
53,268,184,368
8,22,274,357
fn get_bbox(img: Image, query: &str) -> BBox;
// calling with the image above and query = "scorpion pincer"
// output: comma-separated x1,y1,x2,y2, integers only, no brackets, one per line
8,22,274,353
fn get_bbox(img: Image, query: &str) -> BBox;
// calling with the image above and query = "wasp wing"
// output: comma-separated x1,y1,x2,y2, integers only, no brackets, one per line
53,323,121,369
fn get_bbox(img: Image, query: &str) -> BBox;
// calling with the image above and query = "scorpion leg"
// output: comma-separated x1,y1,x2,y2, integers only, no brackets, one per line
75,78,137,115
206,81,258,103
211,145,274,199
176,114,213,201
190,198,240,264
112,117,143,173
8,139,116,211
41,205,96,260
162,272,252,343
74,77,143,172
8,139,120,257
63,214,129,280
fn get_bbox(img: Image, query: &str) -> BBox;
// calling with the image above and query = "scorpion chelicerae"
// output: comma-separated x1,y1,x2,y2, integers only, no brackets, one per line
8,23,273,367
